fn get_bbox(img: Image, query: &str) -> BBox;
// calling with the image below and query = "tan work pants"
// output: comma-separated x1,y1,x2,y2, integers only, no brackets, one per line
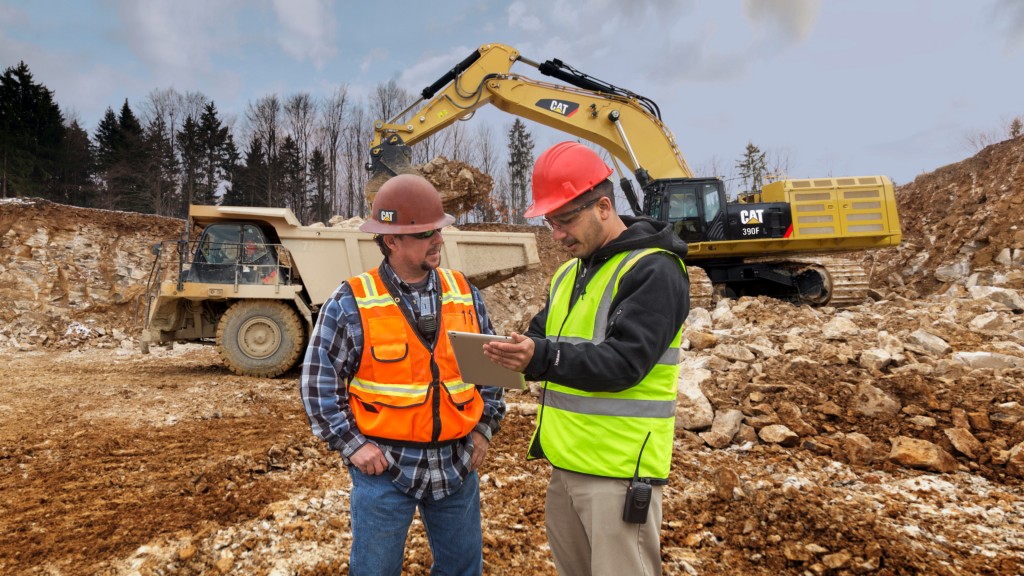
544,468,663,576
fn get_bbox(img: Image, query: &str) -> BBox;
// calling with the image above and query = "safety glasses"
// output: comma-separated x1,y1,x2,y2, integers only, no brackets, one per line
543,197,601,230
404,228,442,240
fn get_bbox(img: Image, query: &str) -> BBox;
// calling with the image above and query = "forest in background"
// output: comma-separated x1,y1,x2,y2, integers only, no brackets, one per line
5,59,1020,227
0,61,542,225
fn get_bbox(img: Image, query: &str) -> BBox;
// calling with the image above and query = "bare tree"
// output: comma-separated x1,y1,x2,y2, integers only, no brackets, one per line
765,148,791,183
181,91,208,125
466,123,500,222
370,79,412,125
964,128,1001,153
284,93,318,220
341,104,369,218
321,86,349,216
245,95,281,206
695,154,740,199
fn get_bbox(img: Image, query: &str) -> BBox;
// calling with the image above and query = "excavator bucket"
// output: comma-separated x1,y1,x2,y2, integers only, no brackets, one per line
365,134,419,203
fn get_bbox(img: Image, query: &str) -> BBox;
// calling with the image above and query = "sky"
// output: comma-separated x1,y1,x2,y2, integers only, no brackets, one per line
2,0,1023,188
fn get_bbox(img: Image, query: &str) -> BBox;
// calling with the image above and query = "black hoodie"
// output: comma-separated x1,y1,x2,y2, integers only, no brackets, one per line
523,215,690,392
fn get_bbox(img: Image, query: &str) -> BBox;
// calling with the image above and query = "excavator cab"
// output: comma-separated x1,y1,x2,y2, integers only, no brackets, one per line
652,178,729,244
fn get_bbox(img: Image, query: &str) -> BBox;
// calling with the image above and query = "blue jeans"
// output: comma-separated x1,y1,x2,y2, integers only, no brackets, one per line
348,467,483,576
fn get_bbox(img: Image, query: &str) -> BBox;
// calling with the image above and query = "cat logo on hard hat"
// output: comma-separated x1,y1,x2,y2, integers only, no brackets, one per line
378,209,396,223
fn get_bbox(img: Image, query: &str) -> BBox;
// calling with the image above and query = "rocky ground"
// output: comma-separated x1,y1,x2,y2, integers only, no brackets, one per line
1,137,1024,575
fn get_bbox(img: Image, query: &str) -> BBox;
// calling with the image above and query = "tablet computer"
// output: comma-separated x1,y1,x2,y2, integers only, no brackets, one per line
447,331,527,390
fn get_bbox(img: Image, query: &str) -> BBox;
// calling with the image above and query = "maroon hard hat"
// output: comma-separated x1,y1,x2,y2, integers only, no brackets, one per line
359,174,456,234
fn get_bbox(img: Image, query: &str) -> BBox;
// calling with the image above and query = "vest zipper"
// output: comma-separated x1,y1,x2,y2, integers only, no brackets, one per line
430,356,442,444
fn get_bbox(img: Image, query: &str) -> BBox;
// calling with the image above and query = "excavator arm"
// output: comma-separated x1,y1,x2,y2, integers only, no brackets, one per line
367,43,693,214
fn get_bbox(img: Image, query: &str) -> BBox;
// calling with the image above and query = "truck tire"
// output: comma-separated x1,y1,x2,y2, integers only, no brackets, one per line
217,300,305,377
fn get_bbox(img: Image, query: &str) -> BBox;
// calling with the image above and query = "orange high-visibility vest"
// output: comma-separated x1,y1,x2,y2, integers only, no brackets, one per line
348,267,483,444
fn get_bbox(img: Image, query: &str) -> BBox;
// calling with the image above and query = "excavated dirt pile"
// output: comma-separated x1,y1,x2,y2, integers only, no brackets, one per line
868,135,1024,298
2,143,1024,575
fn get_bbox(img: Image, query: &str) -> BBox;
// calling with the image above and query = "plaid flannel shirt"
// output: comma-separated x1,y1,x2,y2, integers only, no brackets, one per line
301,262,505,500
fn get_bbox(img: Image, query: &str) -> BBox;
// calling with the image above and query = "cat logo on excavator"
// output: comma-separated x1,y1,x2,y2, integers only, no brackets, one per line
740,209,764,225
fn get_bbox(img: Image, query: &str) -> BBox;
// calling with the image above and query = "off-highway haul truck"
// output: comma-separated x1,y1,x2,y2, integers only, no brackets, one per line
140,205,539,377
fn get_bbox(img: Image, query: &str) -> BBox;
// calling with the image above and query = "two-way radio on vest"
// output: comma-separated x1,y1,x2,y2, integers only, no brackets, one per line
622,431,653,524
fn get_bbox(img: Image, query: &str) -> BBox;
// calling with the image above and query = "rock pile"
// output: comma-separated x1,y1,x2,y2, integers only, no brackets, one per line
676,287,1024,479
868,135,1024,298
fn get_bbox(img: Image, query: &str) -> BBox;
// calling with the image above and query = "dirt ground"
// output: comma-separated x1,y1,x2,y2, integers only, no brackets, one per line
3,138,1024,575
2,345,1021,575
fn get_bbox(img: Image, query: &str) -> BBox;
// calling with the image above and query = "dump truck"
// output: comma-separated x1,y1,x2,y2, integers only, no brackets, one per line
368,43,902,307
140,204,540,377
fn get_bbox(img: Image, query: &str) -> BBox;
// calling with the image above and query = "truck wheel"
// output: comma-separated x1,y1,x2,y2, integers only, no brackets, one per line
217,300,305,377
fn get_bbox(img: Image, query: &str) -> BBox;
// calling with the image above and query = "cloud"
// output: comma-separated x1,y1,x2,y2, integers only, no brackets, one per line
397,45,479,97
742,0,820,42
0,3,26,26
360,48,388,75
270,0,336,68
992,0,1024,52
115,0,243,78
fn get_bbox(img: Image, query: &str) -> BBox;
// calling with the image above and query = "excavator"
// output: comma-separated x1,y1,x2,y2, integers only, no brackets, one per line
367,43,902,307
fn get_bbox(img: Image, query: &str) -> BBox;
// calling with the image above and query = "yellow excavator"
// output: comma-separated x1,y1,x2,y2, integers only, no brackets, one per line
368,43,902,306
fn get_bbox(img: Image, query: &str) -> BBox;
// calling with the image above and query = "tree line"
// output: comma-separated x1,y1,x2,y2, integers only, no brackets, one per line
0,62,536,225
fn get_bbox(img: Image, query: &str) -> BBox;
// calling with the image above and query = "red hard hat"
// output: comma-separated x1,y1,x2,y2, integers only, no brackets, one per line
524,142,613,218
359,174,456,234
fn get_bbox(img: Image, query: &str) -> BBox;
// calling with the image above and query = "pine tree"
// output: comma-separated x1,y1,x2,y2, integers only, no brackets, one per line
196,101,229,205
226,134,269,207
177,114,202,211
0,61,67,198
506,119,534,224
93,107,121,208
308,147,330,224
142,116,179,216
736,141,767,196
219,133,241,207
117,100,149,212
278,136,304,219
56,120,95,207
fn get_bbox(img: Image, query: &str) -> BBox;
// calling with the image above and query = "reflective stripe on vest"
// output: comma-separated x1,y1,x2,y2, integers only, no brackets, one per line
348,267,483,443
530,248,685,479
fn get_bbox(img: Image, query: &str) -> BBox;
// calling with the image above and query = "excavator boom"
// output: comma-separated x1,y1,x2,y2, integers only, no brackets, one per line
368,43,692,209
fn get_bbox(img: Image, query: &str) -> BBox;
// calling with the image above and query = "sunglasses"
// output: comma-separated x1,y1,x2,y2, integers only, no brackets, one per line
544,197,601,230
404,228,442,240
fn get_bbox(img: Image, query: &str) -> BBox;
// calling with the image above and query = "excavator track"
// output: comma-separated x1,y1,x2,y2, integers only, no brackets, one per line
802,255,871,306
686,254,870,310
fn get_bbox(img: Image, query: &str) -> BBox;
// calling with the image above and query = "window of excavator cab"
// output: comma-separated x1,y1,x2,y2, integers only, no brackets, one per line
702,184,722,223
668,189,700,219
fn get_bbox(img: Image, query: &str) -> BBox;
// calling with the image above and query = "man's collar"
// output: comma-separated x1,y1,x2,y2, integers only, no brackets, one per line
382,261,435,292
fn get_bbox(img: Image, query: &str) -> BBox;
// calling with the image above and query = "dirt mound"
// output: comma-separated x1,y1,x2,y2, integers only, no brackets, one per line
867,135,1024,297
